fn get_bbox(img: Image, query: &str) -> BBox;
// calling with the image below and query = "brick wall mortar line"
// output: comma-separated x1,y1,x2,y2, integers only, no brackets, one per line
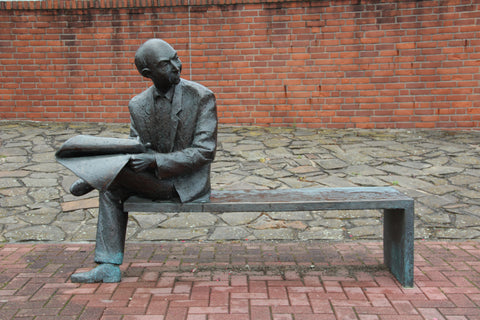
1,0,479,128
0,0,302,10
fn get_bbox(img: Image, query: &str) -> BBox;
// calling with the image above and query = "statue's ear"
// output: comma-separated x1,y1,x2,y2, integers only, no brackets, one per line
141,68,151,79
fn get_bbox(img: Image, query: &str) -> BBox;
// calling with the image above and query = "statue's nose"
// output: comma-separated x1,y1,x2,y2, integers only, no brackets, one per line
171,59,182,72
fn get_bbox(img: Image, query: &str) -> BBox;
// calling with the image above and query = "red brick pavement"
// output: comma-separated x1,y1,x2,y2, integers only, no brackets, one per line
0,241,479,320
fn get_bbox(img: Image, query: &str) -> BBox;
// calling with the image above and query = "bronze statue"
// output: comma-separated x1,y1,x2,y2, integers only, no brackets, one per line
56,39,218,283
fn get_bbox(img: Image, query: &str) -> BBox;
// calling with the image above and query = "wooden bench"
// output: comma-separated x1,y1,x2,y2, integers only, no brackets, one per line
124,186,414,287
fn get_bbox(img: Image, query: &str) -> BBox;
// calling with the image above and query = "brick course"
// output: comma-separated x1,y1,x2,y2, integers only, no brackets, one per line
1,0,479,128
1,241,480,319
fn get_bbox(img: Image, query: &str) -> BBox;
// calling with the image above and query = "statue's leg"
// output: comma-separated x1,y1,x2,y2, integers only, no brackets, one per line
71,187,129,283
94,188,129,265
71,168,175,283
92,167,175,264
115,167,176,200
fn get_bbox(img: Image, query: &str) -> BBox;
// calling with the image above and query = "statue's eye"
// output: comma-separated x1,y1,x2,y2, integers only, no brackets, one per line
158,61,169,68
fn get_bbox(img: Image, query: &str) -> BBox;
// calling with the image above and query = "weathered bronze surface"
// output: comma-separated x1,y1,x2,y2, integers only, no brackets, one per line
56,39,218,283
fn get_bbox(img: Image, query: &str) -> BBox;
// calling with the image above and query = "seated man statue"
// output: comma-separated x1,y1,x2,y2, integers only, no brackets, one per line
62,39,217,283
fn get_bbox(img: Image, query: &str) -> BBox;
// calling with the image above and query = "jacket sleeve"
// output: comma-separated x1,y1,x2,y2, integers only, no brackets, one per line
154,92,217,178
128,92,148,143
129,117,140,141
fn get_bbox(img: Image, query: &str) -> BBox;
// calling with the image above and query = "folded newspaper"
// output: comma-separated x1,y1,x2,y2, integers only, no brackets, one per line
55,135,146,191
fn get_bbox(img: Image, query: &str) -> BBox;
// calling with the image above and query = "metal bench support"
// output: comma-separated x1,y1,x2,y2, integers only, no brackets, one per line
384,207,414,287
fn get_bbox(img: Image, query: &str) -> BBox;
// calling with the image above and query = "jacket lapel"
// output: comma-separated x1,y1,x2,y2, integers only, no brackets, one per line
169,80,183,151
138,86,155,146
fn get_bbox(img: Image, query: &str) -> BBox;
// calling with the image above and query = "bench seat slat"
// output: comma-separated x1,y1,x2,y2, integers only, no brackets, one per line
124,187,412,213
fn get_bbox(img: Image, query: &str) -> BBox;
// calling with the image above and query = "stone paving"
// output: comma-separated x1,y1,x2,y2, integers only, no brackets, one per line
1,120,480,242
1,241,480,319
2,121,480,319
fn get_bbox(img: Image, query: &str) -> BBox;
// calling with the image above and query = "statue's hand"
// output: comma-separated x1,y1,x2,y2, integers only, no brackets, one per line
129,153,155,172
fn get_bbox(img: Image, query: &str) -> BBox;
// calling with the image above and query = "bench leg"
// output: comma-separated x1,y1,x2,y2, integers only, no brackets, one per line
383,206,414,287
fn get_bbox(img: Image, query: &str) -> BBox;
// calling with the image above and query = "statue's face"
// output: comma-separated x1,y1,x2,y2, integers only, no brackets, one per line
145,42,182,90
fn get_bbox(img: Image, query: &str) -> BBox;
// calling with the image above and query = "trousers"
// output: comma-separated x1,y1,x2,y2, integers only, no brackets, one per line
94,167,177,265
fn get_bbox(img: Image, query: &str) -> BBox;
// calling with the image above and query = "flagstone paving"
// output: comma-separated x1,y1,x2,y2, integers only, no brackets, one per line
1,121,480,242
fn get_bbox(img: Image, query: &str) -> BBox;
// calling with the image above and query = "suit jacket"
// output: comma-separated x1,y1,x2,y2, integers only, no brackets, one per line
128,79,218,202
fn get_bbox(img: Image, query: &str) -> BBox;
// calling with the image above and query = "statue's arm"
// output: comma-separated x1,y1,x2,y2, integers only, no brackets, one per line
128,115,155,172
154,93,217,178
129,119,141,141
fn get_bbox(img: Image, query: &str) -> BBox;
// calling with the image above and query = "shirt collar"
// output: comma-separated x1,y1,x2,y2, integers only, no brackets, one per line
153,85,175,103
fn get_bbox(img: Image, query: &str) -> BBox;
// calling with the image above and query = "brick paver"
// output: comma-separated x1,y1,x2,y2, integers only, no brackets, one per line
0,241,479,319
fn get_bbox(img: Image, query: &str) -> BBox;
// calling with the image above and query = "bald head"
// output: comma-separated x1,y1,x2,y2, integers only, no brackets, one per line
135,39,175,75
134,39,182,91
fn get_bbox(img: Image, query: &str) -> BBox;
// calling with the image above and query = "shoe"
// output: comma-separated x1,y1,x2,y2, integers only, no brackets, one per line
71,264,121,283
70,179,94,196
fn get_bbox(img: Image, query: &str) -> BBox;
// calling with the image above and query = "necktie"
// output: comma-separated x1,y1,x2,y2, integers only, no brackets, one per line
154,95,173,153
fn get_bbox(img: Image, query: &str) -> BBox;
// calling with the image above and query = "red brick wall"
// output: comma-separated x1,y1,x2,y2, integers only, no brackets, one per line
1,0,479,128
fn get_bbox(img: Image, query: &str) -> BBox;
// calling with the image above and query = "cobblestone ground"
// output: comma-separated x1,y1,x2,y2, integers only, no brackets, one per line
0,241,479,319
0,121,480,242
